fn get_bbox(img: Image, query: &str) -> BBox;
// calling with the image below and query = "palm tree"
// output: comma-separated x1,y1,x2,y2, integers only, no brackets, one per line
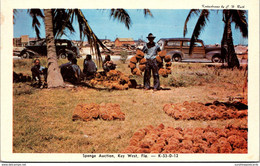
27,9,73,87
44,9,65,88
15,9,152,88
183,9,248,68
221,10,247,68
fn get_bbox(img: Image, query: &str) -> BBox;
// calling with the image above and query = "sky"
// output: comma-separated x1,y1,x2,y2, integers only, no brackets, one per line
13,9,248,45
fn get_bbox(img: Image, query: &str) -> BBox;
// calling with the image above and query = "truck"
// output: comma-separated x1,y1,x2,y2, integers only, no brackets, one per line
157,38,223,63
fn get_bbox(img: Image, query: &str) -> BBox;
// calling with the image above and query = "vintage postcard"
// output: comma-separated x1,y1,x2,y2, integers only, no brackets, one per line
1,0,259,163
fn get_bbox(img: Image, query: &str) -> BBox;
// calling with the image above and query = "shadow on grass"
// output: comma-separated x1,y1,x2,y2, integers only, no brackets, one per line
24,80,171,92
135,85,171,91
75,82,111,91
77,82,172,91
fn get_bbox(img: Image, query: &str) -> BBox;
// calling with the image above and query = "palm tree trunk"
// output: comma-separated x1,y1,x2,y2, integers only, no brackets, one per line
44,9,64,88
221,11,240,68
221,18,228,64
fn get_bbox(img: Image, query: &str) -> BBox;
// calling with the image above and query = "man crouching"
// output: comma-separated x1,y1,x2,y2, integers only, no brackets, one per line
31,58,47,88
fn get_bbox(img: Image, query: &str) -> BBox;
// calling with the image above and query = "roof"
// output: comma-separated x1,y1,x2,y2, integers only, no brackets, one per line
115,38,134,42
158,38,203,42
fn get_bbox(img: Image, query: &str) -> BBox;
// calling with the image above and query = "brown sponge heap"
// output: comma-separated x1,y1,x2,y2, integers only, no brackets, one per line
121,124,247,153
72,103,125,121
162,101,248,121
155,52,172,78
90,70,131,90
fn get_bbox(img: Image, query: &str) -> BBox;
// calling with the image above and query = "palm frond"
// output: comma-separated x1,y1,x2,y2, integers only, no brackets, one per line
230,10,248,38
189,9,210,54
69,9,111,66
52,9,75,38
13,9,17,24
143,9,153,17
110,9,132,29
28,9,44,39
183,9,200,37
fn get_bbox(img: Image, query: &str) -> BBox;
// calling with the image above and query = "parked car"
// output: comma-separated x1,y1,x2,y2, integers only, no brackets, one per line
19,39,80,59
157,38,223,63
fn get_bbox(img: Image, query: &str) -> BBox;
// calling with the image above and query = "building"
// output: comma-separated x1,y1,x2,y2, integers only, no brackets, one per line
21,35,29,46
114,38,135,47
72,40,89,47
13,38,22,47
235,45,248,60
100,39,111,43
135,39,146,49
13,36,38,47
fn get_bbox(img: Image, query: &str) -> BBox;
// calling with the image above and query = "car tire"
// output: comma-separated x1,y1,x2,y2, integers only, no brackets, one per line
21,52,30,59
172,55,182,62
58,52,67,59
212,55,222,63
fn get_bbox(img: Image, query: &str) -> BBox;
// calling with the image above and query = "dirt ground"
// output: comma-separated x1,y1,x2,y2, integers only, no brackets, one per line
13,82,247,153
13,60,248,153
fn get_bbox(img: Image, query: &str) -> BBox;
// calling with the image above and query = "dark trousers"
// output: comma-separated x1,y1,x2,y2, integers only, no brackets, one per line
144,59,160,89
31,67,47,83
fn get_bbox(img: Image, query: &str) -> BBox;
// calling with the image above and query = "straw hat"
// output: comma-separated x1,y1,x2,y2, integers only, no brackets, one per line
146,33,156,38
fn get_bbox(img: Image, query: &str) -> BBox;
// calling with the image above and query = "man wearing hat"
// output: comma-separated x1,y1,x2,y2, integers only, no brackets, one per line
142,33,161,91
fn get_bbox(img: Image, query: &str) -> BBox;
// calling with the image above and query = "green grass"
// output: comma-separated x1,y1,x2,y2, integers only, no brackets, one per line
13,58,247,153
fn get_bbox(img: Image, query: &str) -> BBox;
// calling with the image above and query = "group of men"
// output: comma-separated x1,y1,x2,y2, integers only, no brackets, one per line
31,54,116,86
31,33,161,90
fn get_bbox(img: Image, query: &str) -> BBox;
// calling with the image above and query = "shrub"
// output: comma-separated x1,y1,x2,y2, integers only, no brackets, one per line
13,83,34,96
168,77,187,87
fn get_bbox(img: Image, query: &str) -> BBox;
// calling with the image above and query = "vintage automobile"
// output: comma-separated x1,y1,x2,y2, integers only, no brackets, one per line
19,39,80,59
157,38,223,63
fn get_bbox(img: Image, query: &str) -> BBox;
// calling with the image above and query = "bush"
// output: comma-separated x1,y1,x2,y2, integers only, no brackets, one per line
119,51,128,64
168,77,187,87
13,59,32,69
13,58,48,75
13,83,34,96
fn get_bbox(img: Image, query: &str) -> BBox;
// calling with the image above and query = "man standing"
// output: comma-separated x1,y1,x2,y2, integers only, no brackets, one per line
142,33,161,91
